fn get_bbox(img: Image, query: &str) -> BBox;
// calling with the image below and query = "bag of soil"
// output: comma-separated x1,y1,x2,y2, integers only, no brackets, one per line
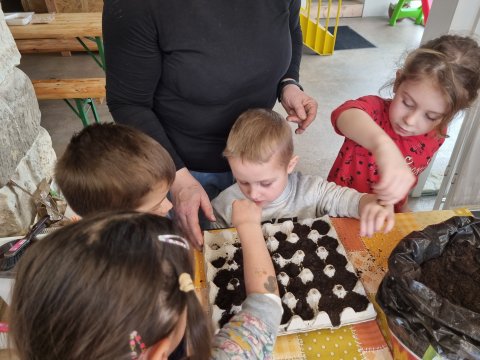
377,216,480,359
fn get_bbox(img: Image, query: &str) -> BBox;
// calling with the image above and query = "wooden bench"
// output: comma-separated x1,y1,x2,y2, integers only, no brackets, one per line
32,78,106,127
16,38,99,54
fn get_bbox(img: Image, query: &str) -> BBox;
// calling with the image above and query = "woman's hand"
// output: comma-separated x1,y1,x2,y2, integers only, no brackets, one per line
280,84,318,134
170,168,214,249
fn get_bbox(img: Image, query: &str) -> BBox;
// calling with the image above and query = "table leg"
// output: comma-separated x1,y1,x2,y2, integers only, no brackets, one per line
63,98,100,127
76,36,105,71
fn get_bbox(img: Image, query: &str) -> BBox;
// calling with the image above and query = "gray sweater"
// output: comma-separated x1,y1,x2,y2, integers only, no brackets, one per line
212,172,364,229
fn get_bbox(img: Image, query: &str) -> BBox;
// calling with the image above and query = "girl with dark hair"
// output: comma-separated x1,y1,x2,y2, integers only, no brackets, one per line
9,202,282,359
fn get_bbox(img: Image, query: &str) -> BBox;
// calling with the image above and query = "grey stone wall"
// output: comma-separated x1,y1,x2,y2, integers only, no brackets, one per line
0,7,57,236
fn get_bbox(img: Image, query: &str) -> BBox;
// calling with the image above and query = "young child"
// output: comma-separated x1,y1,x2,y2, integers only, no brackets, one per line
327,35,480,212
54,124,187,359
55,123,176,217
9,206,282,359
212,108,394,237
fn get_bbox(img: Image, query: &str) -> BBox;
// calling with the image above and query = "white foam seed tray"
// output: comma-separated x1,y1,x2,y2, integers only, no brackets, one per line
204,216,377,335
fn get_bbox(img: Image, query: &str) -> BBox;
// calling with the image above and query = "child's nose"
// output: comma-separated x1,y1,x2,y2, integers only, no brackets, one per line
249,187,261,200
404,111,418,126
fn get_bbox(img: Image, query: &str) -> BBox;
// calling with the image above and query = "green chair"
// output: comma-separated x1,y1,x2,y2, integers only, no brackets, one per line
389,0,424,26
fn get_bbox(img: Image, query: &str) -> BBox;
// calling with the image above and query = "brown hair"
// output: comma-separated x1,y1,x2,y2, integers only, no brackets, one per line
395,34,480,134
223,108,294,166
55,123,176,216
9,211,212,360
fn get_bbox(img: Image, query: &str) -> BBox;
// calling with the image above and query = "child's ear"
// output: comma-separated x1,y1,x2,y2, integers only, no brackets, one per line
146,339,170,360
287,155,299,174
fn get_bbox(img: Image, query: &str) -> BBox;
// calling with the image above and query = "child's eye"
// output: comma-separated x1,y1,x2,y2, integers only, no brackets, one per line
402,100,414,108
260,182,272,187
426,114,442,121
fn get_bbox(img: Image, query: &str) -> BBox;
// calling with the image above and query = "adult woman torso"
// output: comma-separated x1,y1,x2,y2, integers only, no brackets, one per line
104,0,301,172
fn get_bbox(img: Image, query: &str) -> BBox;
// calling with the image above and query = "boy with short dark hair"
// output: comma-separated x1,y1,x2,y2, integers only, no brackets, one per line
212,109,394,237
55,123,176,217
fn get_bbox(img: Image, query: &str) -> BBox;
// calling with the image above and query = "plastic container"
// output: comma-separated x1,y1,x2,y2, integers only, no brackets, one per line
4,12,34,26
389,329,421,360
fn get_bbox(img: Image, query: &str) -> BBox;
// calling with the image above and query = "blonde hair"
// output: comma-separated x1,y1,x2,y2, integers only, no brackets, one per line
55,123,176,216
223,109,293,166
395,35,480,135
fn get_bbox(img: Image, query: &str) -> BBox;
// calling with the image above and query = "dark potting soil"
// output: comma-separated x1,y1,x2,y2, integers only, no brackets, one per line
212,220,369,328
311,219,331,235
419,239,480,313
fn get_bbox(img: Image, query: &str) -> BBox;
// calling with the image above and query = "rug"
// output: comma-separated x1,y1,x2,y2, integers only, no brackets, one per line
328,26,376,50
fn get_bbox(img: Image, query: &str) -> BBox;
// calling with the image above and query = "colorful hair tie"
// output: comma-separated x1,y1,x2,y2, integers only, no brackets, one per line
179,273,195,293
129,330,146,359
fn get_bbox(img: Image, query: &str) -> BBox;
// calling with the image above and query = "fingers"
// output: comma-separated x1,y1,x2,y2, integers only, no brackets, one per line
199,192,215,222
292,102,307,122
188,193,215,249
187,218,204,250
360,207,375,237
297,99,318,132
171,187,208,250
177,210,204,250
383,211,395,233
286,98,318,134
360,204,395,237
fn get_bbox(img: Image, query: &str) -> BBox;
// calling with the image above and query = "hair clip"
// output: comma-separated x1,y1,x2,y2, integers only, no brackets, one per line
129,330,146,359
179,273,195,293
157,234,190,250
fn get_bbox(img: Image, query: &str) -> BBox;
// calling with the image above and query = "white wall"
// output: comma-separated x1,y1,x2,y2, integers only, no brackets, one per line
422,0,480,41
425,0,480,209
362,0,387,17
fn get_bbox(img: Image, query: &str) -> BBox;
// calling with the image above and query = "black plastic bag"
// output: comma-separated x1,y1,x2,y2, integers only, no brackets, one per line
377,216,480,359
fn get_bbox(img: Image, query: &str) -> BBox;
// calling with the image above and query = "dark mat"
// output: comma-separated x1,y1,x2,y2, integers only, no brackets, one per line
328,26,376,50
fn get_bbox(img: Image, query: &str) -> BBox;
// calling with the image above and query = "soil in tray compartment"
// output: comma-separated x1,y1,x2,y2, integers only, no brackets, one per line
276,236,318,259
317,290,370,327
293,223,311,238
419,239,480,313
311,219,331,235
279,251,367,327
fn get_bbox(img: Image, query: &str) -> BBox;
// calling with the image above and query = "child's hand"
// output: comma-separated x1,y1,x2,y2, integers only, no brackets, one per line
335,109,415,205
231,199,262,229
359,194,395,237
373,143,415,205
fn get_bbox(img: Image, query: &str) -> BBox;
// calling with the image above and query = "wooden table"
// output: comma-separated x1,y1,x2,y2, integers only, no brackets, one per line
196,208,471,359
8,13,104,70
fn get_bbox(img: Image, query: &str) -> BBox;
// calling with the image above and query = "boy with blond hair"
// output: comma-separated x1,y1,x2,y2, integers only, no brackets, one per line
55,123,176,217
212,109,394,237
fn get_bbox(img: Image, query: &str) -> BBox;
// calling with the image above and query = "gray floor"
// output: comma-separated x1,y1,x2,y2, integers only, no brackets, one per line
17,16,446,211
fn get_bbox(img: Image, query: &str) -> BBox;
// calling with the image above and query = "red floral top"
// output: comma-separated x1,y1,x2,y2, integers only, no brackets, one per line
327,95,445,212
